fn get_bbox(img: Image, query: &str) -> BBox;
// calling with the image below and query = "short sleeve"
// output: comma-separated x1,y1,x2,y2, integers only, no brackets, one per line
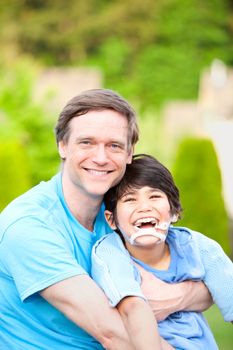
194,231,233,322
1,217,87,301
91,233,145,306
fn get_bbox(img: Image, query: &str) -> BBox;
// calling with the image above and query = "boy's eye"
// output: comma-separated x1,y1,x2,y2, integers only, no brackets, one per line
150,194,161,199
122,196,136,203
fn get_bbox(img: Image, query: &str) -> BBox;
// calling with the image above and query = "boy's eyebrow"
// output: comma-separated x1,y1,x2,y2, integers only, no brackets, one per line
120,190,137,197
120,187,163,197
147,188,162,193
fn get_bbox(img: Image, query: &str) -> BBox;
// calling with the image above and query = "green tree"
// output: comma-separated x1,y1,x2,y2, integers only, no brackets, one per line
172,137,230,255
1,0,232,110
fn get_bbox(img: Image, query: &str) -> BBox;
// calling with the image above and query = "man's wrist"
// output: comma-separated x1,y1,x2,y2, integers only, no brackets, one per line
174,281,194,311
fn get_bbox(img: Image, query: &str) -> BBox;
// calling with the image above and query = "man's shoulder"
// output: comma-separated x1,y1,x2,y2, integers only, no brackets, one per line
0,174,62,237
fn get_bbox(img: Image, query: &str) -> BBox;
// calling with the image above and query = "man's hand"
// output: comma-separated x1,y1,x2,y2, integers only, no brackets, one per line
137,263,213,321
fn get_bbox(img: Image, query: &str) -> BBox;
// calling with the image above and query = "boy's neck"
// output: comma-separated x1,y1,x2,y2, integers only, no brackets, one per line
126,242,171,271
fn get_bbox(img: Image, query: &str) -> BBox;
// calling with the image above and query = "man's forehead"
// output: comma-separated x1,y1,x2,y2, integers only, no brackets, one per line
69,112,129,132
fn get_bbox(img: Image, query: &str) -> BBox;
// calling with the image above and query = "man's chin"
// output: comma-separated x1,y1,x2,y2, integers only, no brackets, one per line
86,185,112,199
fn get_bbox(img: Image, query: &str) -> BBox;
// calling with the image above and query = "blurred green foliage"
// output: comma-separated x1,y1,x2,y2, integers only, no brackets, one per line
172,137,230,254
204,305,233,350
1,0,233,110
0,141,31,210
0,59,59,187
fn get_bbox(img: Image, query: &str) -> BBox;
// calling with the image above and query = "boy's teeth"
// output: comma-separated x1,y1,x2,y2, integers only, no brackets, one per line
134,217,157,226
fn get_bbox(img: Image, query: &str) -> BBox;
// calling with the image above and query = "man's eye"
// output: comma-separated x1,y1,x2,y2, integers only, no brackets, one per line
80,140,91,145
110,143,121,149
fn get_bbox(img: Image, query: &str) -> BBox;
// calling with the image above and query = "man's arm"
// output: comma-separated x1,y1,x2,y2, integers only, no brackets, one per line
40,274,135,350
136,263,212,321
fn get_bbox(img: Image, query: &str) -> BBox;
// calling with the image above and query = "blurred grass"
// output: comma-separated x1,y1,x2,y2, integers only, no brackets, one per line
204,304,233,349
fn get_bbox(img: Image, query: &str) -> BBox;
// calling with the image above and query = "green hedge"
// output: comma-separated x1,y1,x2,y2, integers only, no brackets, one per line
0,141,31,211
172,137,230,255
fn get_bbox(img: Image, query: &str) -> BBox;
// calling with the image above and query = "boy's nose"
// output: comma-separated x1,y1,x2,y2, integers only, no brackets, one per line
137,201,153,212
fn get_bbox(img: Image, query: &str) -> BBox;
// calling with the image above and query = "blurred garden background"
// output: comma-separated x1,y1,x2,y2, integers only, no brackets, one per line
0,0,233,347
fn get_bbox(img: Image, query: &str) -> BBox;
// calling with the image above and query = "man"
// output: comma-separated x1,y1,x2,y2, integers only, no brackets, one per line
0,89,211,350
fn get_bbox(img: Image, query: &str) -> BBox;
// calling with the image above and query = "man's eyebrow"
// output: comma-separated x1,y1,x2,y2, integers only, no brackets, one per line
75,135,93,140
74,136,126,145
74,136,94,143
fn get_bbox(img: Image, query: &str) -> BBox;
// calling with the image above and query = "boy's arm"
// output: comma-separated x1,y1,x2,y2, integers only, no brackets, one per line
117,296,174,350
92,234,212,321
92,235,176,349
194,231,233,322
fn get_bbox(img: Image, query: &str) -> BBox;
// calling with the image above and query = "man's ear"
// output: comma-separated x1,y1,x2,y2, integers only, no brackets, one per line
58,140,66,160
104,210,117,230
127,147,134,164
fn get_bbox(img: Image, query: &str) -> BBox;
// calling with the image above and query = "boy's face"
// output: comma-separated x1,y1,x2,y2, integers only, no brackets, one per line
105,186,174,247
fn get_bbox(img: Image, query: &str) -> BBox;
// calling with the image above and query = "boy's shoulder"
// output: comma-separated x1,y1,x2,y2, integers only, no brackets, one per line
93,232,127,255
170,226,224,255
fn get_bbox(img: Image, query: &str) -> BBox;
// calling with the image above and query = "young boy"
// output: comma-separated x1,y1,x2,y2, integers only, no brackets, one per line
92,154,233,350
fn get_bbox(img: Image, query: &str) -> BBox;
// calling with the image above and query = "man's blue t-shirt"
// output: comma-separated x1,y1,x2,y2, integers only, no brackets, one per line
0,173,111,350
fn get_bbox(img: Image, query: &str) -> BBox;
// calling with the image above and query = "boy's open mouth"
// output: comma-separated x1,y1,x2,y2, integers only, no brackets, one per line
133,217,169,231
134,217,157,230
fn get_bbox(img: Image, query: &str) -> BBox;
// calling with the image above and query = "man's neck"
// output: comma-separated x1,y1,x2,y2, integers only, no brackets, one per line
61,176,103,232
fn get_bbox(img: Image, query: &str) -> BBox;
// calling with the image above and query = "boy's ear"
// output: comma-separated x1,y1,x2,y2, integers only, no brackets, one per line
104,210,117,230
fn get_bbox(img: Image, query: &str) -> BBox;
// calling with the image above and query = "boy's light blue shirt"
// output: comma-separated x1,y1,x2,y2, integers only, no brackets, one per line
92,228,233,349
131,231,218,350
0,173,110,350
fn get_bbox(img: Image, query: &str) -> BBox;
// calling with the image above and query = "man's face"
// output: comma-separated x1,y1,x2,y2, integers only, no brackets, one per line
59,109,133,200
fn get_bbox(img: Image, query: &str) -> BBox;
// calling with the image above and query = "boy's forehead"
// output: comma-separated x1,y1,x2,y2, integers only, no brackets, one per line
121,186,164,196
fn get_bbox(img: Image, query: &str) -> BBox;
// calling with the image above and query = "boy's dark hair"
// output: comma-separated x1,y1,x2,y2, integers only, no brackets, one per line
55,88,139,150
104,154,182,219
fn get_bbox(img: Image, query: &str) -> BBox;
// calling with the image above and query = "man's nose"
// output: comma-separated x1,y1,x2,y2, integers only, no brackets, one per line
92,145,109,165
